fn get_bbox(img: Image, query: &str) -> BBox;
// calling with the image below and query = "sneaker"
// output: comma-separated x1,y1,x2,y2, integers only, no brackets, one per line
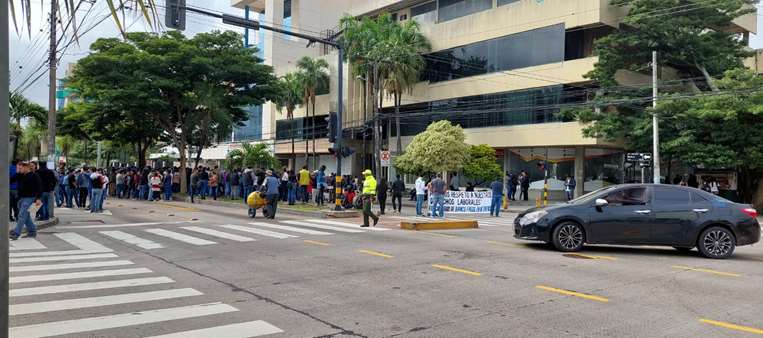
22,232,36,238
9,232,19,240
373,218,379,226
360,225,369,227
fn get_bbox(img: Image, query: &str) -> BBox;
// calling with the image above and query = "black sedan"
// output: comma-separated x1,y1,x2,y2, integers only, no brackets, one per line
514,184,760,259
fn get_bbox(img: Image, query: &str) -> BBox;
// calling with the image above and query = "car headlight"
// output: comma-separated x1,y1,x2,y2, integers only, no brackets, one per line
519,210,548,226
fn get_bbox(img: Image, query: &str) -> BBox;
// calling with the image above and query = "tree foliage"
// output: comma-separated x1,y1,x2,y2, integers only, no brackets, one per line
463,144,503,185
69,30,279,192
226,143,279,170
394,120,469,175
588,0,755,88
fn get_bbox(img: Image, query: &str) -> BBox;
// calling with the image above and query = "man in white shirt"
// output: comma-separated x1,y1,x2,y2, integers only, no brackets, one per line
415,176,426,216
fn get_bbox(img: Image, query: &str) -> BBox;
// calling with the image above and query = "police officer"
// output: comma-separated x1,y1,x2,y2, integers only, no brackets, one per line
361,169,379,227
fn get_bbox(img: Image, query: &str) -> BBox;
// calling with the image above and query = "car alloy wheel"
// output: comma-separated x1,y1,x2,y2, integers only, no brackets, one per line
698,227,735,259
553,222,584,252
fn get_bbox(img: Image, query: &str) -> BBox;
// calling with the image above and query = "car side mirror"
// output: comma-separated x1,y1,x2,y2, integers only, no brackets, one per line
595,199,609,208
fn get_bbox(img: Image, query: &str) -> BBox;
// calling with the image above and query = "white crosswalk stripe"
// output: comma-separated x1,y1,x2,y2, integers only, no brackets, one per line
56,220,199,229
282,220,366,233
147,320,284,338
10,268,153,284
9,260,134,273
101,230,165,249
9,253,118,264
10,288,202,315
54,232,113,252
216,224,299,239
145,229,217,246
9,238,46,251
249,222,333,235
307,219,391,231
10,249,110,258
9,302,239,338
180,226,256,242
10,276,174,297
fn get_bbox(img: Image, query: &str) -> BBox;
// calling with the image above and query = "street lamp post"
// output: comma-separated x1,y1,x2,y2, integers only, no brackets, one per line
652,51,661,184
1,1,10,336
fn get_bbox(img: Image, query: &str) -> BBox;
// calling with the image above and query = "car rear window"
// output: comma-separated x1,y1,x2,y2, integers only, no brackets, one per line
654,186,691,205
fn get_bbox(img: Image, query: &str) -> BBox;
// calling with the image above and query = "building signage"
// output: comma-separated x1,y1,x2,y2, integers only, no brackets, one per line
432,191,493,214
380,150,391,167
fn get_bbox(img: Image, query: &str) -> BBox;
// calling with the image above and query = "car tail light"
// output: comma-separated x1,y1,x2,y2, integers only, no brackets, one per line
741,208,758,219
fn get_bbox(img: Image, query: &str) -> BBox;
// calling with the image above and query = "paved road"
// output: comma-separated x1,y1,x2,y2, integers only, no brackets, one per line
8,198,763,337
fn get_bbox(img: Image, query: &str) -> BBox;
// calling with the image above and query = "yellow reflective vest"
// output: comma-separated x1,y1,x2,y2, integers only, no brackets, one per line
362,175,377,195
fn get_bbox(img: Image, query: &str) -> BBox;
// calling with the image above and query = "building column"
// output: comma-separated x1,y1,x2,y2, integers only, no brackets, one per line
575,146,585,198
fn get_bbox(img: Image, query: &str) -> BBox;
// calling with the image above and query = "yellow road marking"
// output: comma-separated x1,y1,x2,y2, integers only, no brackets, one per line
700,319,763,335
303,240,332,246
566,253,617,261
431,264,481,276
357,249,393,258
672,265,741,277
535,285,609,303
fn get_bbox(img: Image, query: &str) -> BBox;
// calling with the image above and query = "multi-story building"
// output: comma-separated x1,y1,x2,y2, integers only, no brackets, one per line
230,0,757,198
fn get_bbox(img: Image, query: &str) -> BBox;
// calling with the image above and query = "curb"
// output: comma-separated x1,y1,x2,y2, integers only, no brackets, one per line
400,219,478,230
171,196,332,219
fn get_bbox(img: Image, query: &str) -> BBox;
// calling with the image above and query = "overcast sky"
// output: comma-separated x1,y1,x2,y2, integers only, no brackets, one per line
9,2,763,107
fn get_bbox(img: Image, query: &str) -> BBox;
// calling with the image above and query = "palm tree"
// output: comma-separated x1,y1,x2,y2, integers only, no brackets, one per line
9,93,46,160
226,143,278,171
296,56,329,169
275,72,304,168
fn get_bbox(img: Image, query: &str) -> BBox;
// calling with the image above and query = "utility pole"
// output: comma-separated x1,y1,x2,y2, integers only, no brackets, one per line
372,63,381,175
652,51,660,184
334,46,344,211
1,1,10,336
47,0,57,169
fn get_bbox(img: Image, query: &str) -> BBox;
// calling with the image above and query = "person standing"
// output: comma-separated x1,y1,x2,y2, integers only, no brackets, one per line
139,168,150,200
90,169,105,213
209,170,219,200
280,169,290,202
298,166,310,204
520,171,530,201
149,171,162,201
415,176,426,216
242,168,254,203
163,170,174,201
489,176,504,217
55,168,67,207
198,167,209,200
10,162,42,240
316,165,327,206
430,174,447,219
172,169,181,193
65,170,77,208
190,168,199,203
115,170,125,199
564,175,576,201
391,175,405,214
230,169,240,200
360,169,379,227
262,170,280,219
9,160,19,221
287,170,297,205
77,169,89,208
36,161,57,221
99,171,110,210
376,178,388,215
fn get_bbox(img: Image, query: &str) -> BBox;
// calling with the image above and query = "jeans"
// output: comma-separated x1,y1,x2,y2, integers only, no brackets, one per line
392,194,402,212
288,186,296,205
65,186,75,208
164,185,173,201
299,185,309,203
416,194,425,216
78,187,88,208
521,188,529,201
198,180,209,198
210,186,217,200
265,193,279,219
431,194,445,218
14,197,37,236
138,185,148,200
116,184,125,198
242,185,253,205
225,182,231,197
316,184,326,206
56,185,66,207
9,190,18,220
490,195,502,217
565,189,574,201
37,193,51,220
91,189,103,212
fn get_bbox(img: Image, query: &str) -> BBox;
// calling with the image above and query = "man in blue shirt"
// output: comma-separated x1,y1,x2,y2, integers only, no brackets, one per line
262,170,280,219
316,165,326,206
489,176,504,217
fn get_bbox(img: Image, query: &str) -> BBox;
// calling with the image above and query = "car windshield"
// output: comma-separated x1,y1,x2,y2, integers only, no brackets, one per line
567,186,617,205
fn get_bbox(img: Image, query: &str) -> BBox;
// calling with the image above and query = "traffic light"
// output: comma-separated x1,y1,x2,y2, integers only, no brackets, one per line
328,146,354,158
165,0,186,30
326,112,337,143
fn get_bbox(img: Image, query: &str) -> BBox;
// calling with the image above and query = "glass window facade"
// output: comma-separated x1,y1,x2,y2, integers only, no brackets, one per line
283,0,292,19
411,1,437,24
383,85,586,137
437,0,492,22
497,0,519,6
276,114,330,141
232,105,263,141
422,24,565,83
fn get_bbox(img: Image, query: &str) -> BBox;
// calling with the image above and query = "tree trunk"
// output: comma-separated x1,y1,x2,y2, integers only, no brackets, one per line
304,99,309,166
311,96,317,169
373,65,381,175
289,109,295,169
194,146,203,168
395,93,402,155
177,140,188,194
697,63,719,92
362,77,368,171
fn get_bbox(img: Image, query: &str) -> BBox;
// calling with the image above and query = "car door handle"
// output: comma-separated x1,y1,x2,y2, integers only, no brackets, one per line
692,208,709,213
634,210,651,214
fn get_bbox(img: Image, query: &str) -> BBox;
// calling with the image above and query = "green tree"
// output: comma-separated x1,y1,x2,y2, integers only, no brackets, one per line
654,69,763,204
226,143,279,171
588,0,755,89
274,72,304,166
9,93,46,160
463,145,503,185
296,56,329,169
70,31,279,193
394,120,469,176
